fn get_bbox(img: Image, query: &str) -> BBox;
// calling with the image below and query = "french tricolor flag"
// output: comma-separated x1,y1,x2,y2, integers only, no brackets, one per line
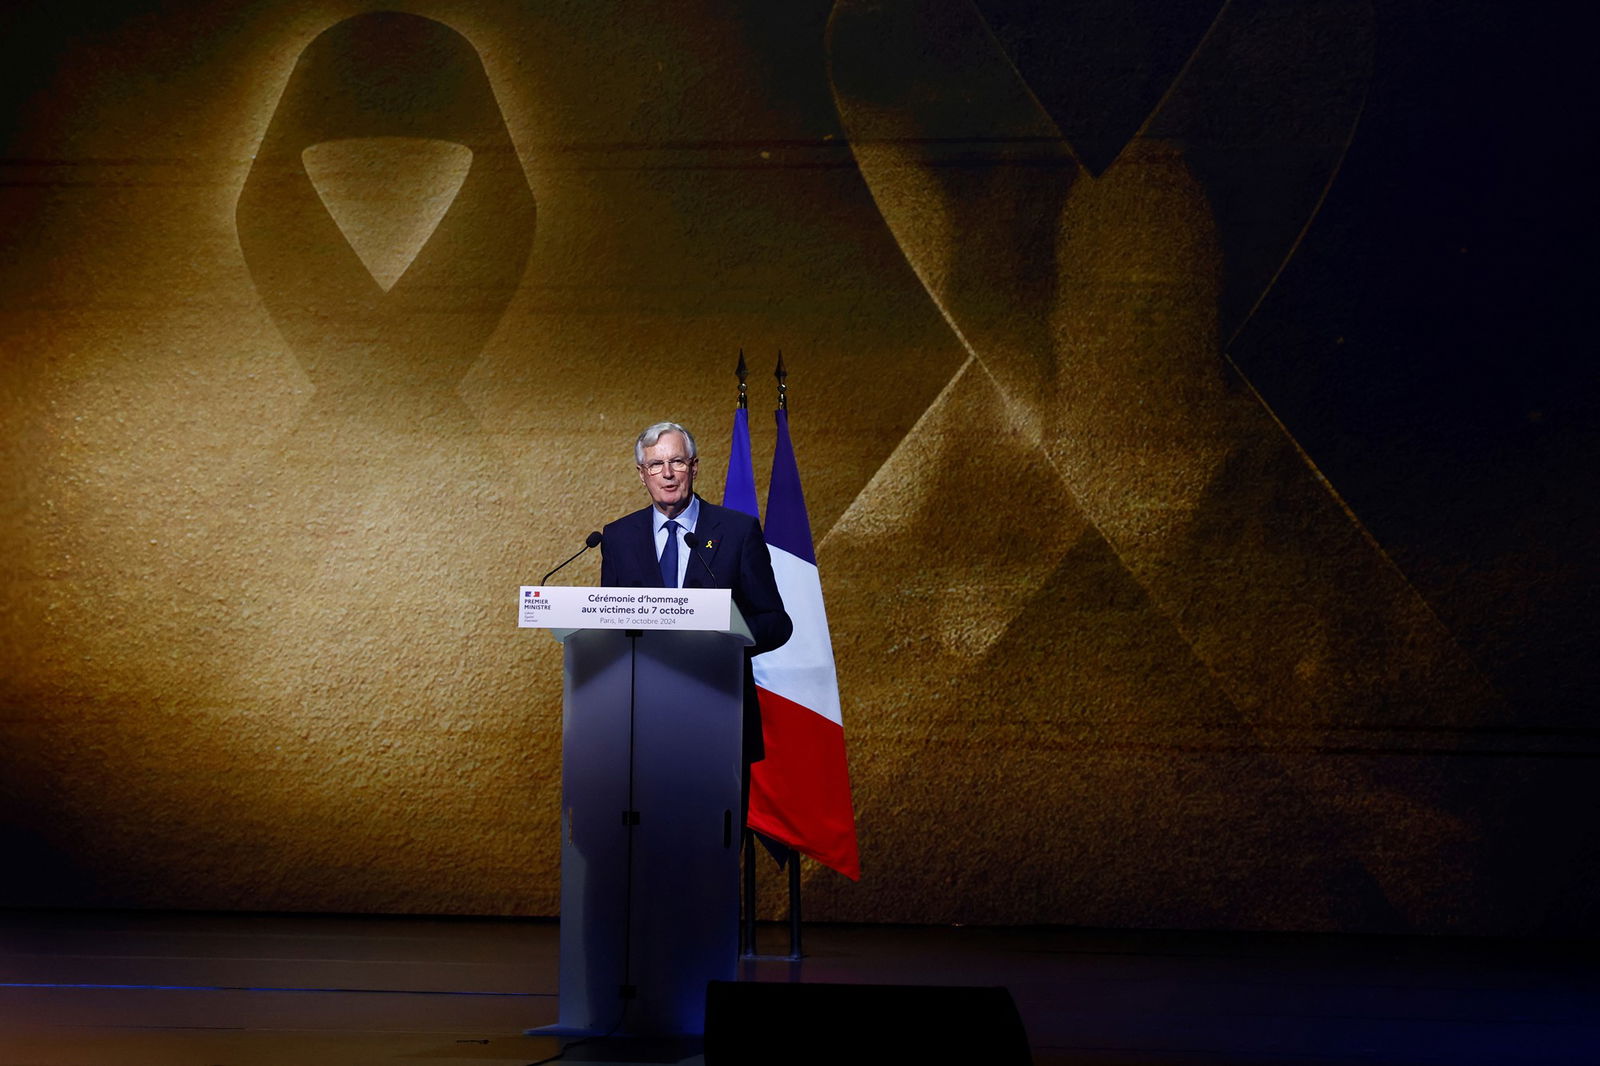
747,410,860,880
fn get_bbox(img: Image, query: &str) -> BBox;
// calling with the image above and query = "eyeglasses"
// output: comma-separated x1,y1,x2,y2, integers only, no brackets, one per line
641,457,695,476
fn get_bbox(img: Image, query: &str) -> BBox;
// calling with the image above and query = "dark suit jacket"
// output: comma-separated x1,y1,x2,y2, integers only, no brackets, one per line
599,497,793,761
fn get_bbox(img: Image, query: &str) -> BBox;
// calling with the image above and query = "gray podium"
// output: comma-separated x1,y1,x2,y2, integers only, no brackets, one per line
549,608,753,1037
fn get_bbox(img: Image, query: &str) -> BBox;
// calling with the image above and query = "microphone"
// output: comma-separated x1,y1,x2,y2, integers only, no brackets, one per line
683,531,720,586
542,531,603,584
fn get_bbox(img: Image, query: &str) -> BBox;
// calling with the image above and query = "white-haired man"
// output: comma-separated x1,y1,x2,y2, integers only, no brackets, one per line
600,422,792,761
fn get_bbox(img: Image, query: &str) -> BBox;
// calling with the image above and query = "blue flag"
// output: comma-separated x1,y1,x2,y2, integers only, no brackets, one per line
722,407,759,517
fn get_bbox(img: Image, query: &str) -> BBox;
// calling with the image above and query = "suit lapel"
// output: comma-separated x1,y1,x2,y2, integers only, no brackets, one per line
686,502,725,588
629,507,665,588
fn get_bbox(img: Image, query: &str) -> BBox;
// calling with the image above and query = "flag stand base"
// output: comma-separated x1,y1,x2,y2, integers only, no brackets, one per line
740,831,804,960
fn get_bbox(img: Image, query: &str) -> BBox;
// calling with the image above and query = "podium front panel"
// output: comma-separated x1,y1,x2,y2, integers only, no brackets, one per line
558,628,745,1035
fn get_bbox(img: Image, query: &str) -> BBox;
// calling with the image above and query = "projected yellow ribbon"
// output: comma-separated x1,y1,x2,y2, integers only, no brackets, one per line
237,11,535,413
824,0,1501,925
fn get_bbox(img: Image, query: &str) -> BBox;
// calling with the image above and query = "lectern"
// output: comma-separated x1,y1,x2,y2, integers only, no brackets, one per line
523,586,752,1037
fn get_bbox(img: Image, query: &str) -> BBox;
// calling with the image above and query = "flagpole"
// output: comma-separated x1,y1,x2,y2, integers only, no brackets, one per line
773,350,805,959
723,351,758,518
729,349,760,961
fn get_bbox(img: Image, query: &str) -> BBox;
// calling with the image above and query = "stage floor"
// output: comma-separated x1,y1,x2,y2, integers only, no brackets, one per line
0,910,1594,1065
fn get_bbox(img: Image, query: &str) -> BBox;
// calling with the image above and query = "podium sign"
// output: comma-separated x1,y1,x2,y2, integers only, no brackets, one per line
519,585,731,631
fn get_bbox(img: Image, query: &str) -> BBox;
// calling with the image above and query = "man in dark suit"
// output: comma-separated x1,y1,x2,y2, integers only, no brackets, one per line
600,422,792,759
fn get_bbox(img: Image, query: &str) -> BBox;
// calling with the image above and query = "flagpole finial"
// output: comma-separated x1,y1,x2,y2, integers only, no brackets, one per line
735,348,749,410
775,350,787,410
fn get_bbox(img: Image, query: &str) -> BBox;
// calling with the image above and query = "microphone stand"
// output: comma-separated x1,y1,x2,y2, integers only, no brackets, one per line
543,532,603,584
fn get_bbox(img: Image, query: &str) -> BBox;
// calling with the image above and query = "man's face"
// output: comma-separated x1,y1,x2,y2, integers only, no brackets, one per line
638,431,698,517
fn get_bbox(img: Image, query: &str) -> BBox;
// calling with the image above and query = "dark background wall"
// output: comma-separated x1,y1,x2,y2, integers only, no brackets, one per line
1,0,1593,935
